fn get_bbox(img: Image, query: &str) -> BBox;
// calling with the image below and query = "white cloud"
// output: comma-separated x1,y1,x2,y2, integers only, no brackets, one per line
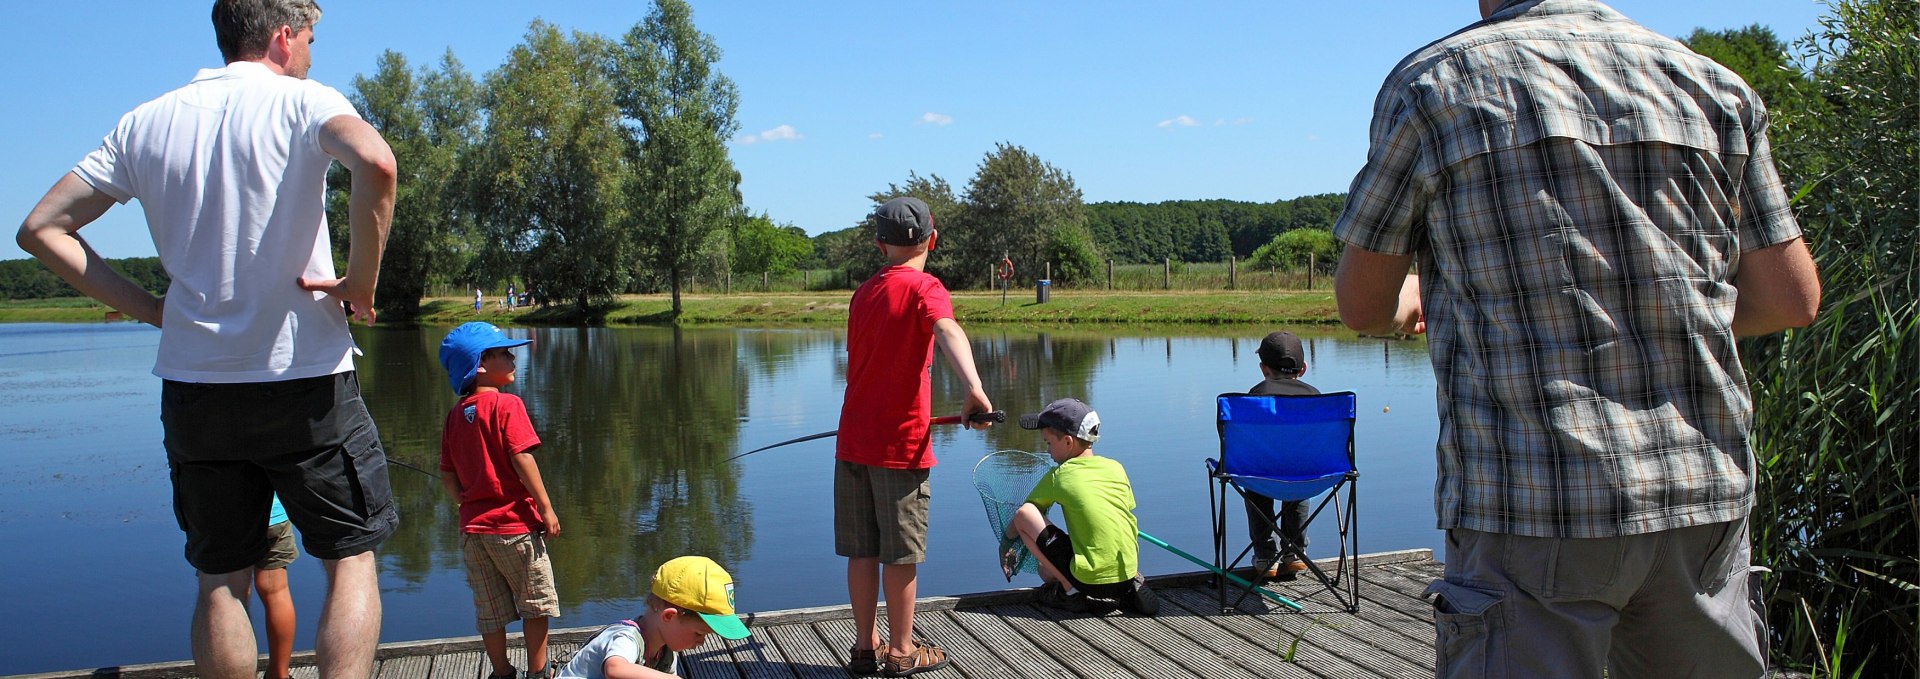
760,124,801,141
920,112,954,126
733,124,804,145
1157,115,1199,128
869,132,885,140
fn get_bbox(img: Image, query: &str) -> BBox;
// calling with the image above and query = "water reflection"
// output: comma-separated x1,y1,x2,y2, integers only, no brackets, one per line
0,323,1439,674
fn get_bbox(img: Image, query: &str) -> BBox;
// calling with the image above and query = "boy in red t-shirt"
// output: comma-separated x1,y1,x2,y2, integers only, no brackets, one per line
836,197,994,676
439,322,562,679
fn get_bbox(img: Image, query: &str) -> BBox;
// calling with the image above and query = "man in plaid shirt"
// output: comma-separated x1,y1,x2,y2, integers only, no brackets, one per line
1331,1,1821,677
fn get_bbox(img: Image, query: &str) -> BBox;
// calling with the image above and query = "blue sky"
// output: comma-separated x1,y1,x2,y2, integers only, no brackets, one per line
1,1,1828,260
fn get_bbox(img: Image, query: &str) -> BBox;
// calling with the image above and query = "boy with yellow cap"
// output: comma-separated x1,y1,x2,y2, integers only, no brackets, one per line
557,556,751,678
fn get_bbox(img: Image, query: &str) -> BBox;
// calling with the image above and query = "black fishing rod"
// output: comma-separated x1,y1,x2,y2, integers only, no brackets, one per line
722,410,1006,464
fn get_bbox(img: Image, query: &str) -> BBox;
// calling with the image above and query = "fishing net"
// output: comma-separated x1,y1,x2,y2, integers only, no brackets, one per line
972,450,1056,580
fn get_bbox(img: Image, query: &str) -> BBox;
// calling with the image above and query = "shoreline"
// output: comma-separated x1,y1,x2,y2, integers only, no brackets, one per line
1,290,1348,327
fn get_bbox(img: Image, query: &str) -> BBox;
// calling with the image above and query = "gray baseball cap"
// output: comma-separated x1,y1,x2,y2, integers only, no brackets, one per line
1019,398,1101,443
873,197,935,245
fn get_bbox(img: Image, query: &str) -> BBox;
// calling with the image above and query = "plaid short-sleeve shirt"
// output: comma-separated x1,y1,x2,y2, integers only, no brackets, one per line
1333,0,1803,538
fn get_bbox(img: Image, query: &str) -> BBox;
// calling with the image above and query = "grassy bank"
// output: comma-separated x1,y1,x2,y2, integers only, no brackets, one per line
413,289,1342,327
0,290,1343,327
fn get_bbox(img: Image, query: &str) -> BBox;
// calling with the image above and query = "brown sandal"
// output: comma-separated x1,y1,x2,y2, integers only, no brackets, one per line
882,643,951,676
847,647,880,675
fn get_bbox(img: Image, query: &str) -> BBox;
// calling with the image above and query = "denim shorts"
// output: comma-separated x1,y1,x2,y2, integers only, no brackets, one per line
163,371,398,573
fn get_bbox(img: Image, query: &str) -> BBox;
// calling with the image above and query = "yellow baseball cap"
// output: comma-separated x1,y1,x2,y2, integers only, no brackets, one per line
651,556,750,640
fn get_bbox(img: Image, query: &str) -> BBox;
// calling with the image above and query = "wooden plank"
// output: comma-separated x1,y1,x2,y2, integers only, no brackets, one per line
376,655,431,679
1170,582,1430,678
681,633,744,679
430,651,481,679
713,633,795,679
1156,586,1376,679
1034,602,1247,679
942,607,1079,679
906,611,1025,679
759,624,847,679
1121,593,1319,679
983,604,1141,679
1254,573,1436,669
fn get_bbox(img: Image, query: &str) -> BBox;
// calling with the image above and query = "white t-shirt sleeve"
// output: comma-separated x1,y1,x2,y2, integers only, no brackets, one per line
301,83,361,158
603,627,643,674
72,113,137,204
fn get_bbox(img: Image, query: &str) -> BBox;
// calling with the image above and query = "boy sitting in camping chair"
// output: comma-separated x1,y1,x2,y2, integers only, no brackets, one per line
1003,398,1158,616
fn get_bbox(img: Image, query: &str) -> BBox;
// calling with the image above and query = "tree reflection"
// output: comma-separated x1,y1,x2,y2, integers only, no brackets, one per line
352,325,757,606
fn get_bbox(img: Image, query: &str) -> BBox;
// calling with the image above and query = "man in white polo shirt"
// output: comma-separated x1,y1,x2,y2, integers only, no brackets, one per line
15,2,397,678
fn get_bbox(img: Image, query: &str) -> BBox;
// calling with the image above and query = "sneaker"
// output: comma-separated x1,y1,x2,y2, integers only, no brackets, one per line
525,661,554,679
1035,581,1091,613
881,642,951,676
1276,554,1309,578
1122,575,1160,617
485,667,518,679
847,647,880,675
1253,553,1280,578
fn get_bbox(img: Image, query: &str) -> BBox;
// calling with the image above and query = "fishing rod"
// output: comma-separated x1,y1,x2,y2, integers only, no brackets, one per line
1137,529,1304,612
722,410,1006,464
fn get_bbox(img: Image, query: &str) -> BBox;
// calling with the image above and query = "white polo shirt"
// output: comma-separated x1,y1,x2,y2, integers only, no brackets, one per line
73,62,362,383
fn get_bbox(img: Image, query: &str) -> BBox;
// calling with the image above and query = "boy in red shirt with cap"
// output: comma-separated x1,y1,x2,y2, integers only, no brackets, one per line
837,197,994,676
440,322,562,679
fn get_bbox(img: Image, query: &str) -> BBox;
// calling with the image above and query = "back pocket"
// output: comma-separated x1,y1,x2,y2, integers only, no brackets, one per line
1425,579,1506,678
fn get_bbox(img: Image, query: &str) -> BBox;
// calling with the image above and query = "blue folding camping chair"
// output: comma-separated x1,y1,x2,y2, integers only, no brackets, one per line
1206,392,1360,613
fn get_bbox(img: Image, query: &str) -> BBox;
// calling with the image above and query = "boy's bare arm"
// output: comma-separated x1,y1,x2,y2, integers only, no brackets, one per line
602,656,675,679
439,473,464,505
932,318,994,428
509,446,561,536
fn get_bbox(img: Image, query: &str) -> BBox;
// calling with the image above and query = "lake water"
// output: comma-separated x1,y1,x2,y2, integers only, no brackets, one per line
0,322,1439,674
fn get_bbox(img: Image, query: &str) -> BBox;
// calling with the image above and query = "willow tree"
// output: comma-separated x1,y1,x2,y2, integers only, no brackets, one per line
466,22,631,310
613,0,742,315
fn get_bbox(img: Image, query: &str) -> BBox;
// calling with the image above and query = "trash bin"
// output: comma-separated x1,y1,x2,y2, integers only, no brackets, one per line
1035,279,1051,304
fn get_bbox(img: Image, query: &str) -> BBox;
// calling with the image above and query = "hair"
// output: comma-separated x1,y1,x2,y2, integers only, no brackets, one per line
212,0,322,62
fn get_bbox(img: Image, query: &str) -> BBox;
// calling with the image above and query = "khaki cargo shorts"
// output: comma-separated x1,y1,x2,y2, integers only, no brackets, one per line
833,461,931,565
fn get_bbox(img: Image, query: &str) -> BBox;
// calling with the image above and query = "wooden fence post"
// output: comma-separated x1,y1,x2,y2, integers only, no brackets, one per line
1106,259,1113,290
1164,258,1171,290
1308,253,1316,290
1229,256,1237,290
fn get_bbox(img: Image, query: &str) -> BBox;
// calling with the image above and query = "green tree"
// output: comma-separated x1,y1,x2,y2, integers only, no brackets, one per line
866,172,962,282
955,143,1097,287
466,22,631,310
612,0,742,316
1740,1,1918,675
341,50,481,321
731,212,813,276
1248,228,1340,270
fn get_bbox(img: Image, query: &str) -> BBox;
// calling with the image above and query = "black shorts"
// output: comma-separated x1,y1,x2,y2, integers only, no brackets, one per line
1034,525,1134,600
162,371,398,573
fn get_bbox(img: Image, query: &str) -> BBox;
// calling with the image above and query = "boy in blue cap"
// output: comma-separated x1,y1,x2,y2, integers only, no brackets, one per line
439,322,562,679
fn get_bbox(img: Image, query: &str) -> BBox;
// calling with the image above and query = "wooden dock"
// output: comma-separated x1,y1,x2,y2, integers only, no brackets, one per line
10,549,1809,679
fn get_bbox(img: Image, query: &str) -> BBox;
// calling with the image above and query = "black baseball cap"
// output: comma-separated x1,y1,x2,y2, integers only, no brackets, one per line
873,197,935,245
1257,331,1305,374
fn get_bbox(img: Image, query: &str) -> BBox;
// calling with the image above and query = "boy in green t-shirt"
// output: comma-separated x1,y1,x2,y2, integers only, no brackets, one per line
1004,398,1158,616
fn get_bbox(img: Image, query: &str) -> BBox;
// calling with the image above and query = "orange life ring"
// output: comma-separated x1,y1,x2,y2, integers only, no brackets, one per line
996,257,1015,281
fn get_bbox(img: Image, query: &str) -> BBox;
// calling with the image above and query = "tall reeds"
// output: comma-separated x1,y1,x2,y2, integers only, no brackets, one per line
1745,1,1918,675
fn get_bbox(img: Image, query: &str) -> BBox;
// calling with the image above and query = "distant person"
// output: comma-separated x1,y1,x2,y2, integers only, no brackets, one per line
1242,331,1320,579
836,196,994,676
255,495,298,679
1004,398,1158,616
507,283,517,309
1332,1,1820,677
439,322,562,679
476,287,485,312
556,556,751,679
14,1,398,677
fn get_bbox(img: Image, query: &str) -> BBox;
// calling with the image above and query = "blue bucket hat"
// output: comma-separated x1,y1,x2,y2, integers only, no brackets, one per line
439,322,532,394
